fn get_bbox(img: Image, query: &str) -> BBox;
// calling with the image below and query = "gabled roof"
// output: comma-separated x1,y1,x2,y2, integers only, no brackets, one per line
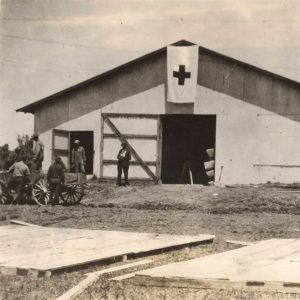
17,39,300,113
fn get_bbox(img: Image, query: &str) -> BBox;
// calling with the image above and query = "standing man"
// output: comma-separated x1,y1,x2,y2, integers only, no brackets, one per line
8,154,30,203
47,157,65,206
31,134,44,172
117,142,131,186
72,140,86,173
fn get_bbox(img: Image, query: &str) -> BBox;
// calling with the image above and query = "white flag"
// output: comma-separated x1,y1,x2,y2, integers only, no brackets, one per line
167,45,199,103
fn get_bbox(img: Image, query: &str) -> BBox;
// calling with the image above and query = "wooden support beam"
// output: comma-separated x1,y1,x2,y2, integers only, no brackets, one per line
103,133,157,140
102,113,158,119
103,160,157,166
254,164,300,168
56,273,99,300
103,116,158,182
57,260,152,300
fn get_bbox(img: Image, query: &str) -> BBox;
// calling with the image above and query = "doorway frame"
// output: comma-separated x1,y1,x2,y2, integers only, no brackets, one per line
52,129,95,174
159,114,217,184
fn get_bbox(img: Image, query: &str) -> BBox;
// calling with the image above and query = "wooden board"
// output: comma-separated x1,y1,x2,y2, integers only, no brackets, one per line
135,239,300,291
57,260,153,300
0,225,214,275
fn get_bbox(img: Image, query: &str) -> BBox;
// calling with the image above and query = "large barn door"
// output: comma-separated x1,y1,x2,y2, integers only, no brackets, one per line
101,114,160,182
52,129,70,170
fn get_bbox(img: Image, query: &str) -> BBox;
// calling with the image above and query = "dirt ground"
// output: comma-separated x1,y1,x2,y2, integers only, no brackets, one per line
1,183,300,299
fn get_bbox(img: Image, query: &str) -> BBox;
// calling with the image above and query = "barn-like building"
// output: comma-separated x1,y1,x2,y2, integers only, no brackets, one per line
17,40,300,185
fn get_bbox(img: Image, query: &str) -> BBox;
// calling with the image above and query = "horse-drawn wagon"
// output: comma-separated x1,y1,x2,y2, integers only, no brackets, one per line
0,171,84,206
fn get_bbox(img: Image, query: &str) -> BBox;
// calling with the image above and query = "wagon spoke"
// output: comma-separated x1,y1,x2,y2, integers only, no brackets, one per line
71,194,76,203
32,178,50,206
65,193,70,203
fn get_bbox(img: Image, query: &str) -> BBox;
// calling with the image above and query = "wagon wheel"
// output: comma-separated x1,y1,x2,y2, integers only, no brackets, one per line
61,184,84,205
0,181,11,205
32,178,50,206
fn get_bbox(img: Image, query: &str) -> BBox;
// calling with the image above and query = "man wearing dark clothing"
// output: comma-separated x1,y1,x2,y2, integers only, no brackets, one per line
117,142,131,186
47,157,65,206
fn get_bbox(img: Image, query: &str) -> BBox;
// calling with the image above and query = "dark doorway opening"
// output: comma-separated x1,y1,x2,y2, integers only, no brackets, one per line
70,131,94,174
161,115,216,184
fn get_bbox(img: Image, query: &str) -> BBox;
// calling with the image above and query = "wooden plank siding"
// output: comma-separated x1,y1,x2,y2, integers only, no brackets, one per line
198,47,300,123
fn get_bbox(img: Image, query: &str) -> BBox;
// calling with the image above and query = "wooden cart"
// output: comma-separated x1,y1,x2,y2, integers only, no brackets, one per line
0,171,84,206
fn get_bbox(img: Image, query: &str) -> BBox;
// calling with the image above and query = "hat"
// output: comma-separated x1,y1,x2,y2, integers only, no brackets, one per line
31,133,39,139
74,140,80,144
55,156,61,163
121,142,127,147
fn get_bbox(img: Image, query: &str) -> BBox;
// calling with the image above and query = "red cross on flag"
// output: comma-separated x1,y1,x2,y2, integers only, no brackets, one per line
167,45,199,103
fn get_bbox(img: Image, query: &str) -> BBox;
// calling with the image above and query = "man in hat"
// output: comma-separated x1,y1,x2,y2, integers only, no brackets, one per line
47,156,65,206
8,154,30,203
31,133,44,172
71,140,86,173
117,142,131,186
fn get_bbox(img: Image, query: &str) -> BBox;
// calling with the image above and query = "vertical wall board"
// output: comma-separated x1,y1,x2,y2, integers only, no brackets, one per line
100,114,104,178
38,130,53,172
156,117,162,179
198,49,245,100
243,68,261,107
212,57,245,100
34,96,70,134
198,51,217,90
271,79,300,118
253,75,274,111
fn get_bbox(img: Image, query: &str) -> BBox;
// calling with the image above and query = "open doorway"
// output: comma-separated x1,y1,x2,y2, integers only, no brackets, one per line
70,131,94,174
161,115,216,184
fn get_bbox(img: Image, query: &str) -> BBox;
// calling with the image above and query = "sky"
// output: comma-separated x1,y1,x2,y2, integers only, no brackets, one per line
1,0,300,148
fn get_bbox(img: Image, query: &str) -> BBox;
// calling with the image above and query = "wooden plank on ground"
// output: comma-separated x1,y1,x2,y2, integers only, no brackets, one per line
84,259,152,276
136,239,300,288
56,274,99,300
0,225,214,275
226,240,255,246
111,272,137,281
57,259,153,300
132,275,300,293
10,220,41,227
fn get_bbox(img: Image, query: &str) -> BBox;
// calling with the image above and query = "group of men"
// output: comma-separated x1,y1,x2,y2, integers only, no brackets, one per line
8,134,44,204
8,133,132,205
8,135,88,206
